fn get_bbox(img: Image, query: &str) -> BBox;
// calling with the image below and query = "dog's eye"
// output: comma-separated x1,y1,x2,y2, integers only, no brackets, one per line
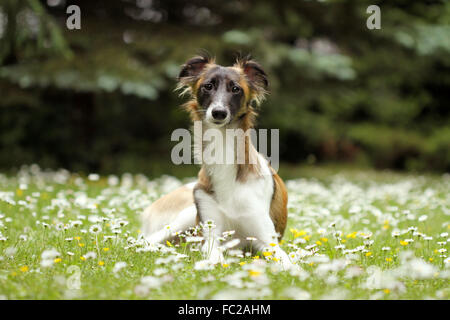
204,83,213,91
231,86,240,93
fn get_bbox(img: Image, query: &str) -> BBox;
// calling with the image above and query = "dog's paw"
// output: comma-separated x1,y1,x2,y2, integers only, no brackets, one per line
284,261,302,272
208,252,224,265
144,233,163,245
280,258,296,271
202,247,224,265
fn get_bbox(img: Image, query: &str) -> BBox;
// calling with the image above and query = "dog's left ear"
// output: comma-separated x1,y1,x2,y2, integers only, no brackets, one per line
237,58,269,104
242,60,269,91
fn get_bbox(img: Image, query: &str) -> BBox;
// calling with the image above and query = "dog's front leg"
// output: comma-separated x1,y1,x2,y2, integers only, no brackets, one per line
194,188,225,265
256,240,294,271
243,215,294,271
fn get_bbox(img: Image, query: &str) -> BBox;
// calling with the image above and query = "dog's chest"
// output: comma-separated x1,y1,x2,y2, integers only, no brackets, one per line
207,163,274,220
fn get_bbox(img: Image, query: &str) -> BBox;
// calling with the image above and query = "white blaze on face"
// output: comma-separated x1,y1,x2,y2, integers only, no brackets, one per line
206,84,230,125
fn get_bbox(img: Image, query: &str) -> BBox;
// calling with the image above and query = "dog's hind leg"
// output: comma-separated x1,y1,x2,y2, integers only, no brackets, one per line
144,205,197,244
141,183,197,244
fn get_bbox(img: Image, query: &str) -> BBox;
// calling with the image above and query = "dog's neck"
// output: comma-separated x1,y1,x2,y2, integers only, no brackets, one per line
194,117,261,184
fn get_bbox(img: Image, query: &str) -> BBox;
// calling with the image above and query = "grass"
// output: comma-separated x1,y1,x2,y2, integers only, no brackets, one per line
0,165,449,300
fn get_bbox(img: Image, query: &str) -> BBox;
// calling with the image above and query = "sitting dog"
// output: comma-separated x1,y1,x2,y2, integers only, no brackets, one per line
141,54,293,269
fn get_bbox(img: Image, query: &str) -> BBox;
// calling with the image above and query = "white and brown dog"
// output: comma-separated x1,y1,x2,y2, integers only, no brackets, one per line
141,55,293,269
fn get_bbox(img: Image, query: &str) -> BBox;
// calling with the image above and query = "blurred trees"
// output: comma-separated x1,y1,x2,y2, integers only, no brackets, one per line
0,0,449,174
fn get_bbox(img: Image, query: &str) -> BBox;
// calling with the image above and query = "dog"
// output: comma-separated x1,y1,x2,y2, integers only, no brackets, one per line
141,54,293,269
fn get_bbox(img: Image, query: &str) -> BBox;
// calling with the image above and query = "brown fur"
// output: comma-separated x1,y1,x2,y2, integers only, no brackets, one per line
236,141,261,182
196,167,213,194
179,57,263,136
269,169,288,240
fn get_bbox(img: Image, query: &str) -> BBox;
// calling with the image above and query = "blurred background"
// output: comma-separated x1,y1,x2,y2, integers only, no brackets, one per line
0,0,449,178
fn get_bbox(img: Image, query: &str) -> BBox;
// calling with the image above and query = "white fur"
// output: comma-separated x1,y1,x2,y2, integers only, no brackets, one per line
205,83,231,126
198,124,292,269
144,204,197,244
144,122,293,270
197,152,292,269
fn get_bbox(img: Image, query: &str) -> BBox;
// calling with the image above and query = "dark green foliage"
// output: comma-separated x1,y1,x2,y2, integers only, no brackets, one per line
0,0,449,174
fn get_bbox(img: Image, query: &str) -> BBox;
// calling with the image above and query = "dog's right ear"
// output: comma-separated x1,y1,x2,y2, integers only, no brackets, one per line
178,55,212,85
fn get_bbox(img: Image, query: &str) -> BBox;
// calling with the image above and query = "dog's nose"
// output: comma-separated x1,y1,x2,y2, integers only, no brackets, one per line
211,109,228,121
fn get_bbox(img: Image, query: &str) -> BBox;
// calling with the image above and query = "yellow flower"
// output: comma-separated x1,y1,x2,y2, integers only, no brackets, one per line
262,251,272,257
269,243,277,247
303,235,311,241
80,256,86,261
383,224,390,230
320,237,328,242
386,257,392,262
272,257,279,262
279,240,285,246
316,241,322,246
54,258,62,263
429,258,434,262
239,262,246,266
222,264,229,268
252,255,260,260
341,239,347,243
365,252,372,257
346,232,357,239
103,248,109,252
10,271,17,277
290,228,307,238
74,236,81,241
20,266,29,273
16,189,23,197
400,240,408,246
166,240,172,247
309,262,314,267
383,289,390,294
137,229,141,234
248,270,261,277
98,261,105,266
78,243,85,247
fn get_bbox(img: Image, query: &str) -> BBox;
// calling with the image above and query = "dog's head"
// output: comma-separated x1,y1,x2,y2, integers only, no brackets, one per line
177,54,268,127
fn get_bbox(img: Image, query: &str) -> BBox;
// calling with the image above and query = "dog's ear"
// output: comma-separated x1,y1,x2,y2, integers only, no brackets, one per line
236,57,268,105
178,55,212,85
241,60,269,91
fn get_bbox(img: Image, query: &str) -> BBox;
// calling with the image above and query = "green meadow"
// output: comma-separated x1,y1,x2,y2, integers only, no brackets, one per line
0,165,448,300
